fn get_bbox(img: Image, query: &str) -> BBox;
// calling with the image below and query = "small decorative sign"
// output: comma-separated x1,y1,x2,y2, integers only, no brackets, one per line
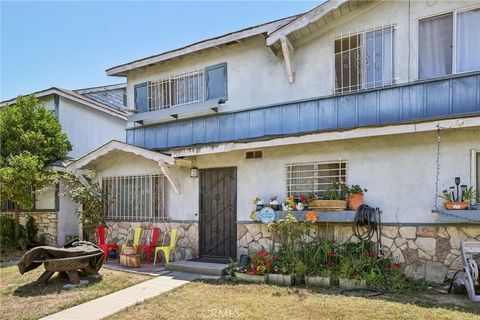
259,207,275,224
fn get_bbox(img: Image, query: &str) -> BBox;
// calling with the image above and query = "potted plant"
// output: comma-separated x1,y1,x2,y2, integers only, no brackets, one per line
347,185,368,211
296,195,309,211
438,186,476,210
281,196,296,211
269,196,280,211
235,250,271,283
438,178,476,210
308,183,348,211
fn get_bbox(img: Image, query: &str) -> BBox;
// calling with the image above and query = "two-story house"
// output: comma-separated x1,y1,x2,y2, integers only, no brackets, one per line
69,0,480,283
1,84,128,246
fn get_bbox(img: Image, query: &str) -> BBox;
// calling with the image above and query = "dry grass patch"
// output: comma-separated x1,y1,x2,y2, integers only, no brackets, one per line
0,265,151,320
0,249,25,262
107,281,480,320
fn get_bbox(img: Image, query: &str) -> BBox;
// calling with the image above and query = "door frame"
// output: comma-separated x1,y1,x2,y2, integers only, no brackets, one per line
198,167,237,259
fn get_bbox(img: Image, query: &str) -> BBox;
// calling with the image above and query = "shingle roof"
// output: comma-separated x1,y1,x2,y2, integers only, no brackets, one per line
74,83,126,110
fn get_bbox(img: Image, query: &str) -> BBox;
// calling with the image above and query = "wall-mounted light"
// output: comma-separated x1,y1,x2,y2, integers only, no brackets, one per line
190,167,199,178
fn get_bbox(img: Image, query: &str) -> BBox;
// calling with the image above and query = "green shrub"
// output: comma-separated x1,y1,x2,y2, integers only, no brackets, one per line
25,215,39,244
0,215,27,248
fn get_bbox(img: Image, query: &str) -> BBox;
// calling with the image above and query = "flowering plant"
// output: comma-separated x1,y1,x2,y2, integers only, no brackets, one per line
299,195,308,204
248,250,273,275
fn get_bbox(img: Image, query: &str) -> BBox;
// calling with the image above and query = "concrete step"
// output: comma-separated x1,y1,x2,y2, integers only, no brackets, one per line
165,260,228,276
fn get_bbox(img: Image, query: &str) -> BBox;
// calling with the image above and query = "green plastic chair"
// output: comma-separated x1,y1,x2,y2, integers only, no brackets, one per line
153,229,178,265
121,227,142,253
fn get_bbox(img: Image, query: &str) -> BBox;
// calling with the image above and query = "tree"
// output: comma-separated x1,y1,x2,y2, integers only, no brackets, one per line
0,95,72,243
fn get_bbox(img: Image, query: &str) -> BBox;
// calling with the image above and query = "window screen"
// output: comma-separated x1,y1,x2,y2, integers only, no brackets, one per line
419,14,453,79
205,63,227,100
134,82,149,112
456,8,480,73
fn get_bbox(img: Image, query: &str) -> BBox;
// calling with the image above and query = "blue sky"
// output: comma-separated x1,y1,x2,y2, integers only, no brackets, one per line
1,1,320,100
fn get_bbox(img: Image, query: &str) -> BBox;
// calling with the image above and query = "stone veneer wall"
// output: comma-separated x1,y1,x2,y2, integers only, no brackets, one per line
237,222,480,284
105,220,199,260
0,211,58,246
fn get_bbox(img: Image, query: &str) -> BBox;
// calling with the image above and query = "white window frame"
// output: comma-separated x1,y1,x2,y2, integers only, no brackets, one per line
286,160,347,198
332,24,396,95
102,174,169,221
418,4,480,79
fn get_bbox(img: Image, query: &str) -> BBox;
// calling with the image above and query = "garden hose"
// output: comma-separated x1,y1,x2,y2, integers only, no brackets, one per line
352,205,382,254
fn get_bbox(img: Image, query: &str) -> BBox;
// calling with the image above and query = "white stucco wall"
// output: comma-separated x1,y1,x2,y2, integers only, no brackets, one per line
91,128,479,225
57,179,80,246
58,96,126,158
126,1,479,120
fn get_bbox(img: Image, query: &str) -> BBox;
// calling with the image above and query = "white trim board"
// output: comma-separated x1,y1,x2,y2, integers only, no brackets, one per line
170,116,480,157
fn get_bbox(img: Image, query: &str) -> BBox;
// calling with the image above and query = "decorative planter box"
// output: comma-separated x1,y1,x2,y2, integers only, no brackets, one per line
309,200,347,211
267,273,293,286
234,272,266,284
338,278,366,289
305,276,331,287
444,202,470,210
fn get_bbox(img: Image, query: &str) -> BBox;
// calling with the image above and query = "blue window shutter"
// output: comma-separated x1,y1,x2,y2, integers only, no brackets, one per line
205,63,227,101
134,82,150,112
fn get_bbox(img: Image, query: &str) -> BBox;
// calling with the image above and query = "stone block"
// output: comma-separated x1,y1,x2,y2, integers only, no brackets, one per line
425,261,448,284
399,227,416,239
418,250,432,260
415,237,436,256
416,226,436,237
436,238,451,262
382,226,398,239
404,261,426,279
447,228,462,250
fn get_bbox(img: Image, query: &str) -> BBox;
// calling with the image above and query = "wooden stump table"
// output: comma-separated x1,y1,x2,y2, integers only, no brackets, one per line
119,253,142,268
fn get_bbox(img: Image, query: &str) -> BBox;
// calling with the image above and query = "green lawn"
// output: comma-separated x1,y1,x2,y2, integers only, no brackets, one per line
0,265,152,320
107,280,480,320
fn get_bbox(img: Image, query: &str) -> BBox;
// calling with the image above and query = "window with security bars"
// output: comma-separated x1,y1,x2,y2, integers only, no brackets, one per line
102,175,168,221
286,161,347,198
334,26,394,94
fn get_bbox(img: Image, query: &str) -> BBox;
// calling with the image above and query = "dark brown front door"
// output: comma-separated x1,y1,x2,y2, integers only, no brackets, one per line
199,167,237,259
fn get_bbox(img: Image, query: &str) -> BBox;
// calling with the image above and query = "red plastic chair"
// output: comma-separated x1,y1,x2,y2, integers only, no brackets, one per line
95,226,119,262
136,227,160,264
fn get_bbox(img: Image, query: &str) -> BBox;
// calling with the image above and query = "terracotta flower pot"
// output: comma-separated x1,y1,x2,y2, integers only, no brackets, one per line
444,202,469,210
348,194,364,211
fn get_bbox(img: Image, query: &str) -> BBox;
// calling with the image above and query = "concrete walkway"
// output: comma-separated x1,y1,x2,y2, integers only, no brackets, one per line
41,272,202,320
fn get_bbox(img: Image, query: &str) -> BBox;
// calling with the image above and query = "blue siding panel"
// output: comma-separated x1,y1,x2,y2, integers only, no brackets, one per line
167,123,180,147
337,96,356,128
127,73,480,150
135,128,146,148
144,126,156,149
426,81,450,117
379,89,401,123
317,99,336,130
265,106,282,135
281,104,300,134
249,109,265,137
234,112,250,139
357,92,377,125
192,119,206,145
178,121,193,147
452,76,477,114
205,117,220,143
299,101,317,132
219,114,235,142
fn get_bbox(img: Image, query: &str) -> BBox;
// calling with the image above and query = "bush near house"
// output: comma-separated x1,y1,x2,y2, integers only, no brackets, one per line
0,95,72,246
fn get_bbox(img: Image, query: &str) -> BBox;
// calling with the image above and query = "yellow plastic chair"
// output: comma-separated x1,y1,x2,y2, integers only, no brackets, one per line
121,227,142,253
153,229,178,265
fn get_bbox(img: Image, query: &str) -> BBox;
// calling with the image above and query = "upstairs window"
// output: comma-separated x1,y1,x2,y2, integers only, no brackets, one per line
334,26,394,94
419,7,480,79
286,161,347,198
134,63,227,112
